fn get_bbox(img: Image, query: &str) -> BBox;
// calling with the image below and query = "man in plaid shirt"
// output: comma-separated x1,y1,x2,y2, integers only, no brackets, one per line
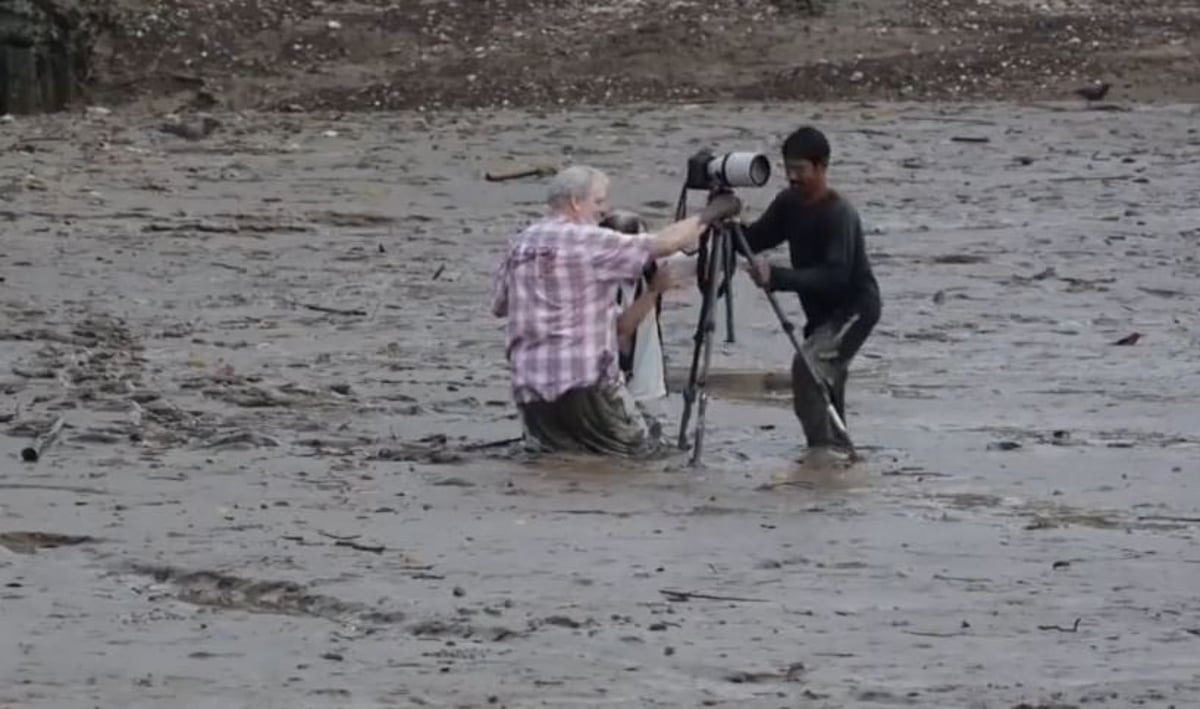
491,165,742,458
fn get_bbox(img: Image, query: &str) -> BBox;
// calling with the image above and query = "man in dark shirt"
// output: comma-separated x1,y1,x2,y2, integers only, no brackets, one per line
740,126,882,455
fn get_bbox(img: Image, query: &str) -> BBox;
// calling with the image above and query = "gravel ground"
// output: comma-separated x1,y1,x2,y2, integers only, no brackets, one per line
82,0,1200,112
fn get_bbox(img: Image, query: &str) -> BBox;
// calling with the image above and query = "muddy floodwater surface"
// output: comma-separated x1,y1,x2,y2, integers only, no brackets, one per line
2,101,1200,708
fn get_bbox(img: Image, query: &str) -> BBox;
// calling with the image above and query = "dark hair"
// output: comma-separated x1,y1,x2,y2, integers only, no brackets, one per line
599,209,647,235
782,126,831,166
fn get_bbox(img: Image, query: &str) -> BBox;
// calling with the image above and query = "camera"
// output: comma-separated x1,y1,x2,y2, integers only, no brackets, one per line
685,148,771,191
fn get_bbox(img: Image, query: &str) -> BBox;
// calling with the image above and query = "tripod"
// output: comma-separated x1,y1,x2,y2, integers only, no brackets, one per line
675,190,854,466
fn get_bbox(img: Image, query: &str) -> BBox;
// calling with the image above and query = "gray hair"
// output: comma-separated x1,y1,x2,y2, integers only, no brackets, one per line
547,164,608,210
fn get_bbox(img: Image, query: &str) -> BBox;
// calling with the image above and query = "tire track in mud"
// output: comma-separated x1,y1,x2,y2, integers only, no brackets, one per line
115,563,408,627
111,562,552,645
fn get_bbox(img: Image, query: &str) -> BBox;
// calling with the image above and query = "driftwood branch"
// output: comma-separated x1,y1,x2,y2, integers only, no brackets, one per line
484,163,559,182
660,588,769,603
21,416,65,462
301,303,367,316
1038,618,1081,633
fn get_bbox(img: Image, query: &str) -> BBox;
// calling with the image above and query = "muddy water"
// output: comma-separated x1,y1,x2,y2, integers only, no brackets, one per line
2,101,1199,707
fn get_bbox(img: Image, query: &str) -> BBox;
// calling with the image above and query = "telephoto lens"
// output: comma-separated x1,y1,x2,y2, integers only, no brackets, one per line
686,148,772,190
706,151,771,189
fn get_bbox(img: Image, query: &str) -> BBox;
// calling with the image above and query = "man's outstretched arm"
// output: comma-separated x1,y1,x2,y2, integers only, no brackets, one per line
643,193,744,259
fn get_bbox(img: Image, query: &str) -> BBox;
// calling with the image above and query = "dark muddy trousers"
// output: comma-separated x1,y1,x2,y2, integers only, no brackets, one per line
791,303,880,450
517,380,670,459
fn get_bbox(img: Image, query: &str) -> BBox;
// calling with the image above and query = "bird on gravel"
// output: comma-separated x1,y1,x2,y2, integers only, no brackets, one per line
159,116,221,141
1074,81,1111,104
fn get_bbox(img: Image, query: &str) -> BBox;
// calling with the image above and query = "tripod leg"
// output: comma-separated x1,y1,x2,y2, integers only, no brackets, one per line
676,293,709,450
689,231,726,467
676,230,719,450
723,234,735,344
677,229,724,455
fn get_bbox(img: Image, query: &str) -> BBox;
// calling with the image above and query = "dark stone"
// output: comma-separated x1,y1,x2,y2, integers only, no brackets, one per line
0,0,102,115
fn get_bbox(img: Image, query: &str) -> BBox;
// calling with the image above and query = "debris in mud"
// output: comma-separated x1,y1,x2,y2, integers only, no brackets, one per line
334,540,386,554
484,162,560,182
882,466,949,478
375,442,463,464
373,433,522,465
142,220,237,234
1136,514,1200,525
537,615,588,630
856,689,919,703
202,429,282,449
120,563,407,626
1037,618,1082,633
725,662,806,683
931,253,988,265
1112,332,1141,346
433,477,476,488
408,617,523,642
0,531,95,554
277,532,430,564
143,215,312,235
0,327,101,348
300,303,368,317
306,210,397,228
19,415,65,462
204,384,314,409
660,589,770,604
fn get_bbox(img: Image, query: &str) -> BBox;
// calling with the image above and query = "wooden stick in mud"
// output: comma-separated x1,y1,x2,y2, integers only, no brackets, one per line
301,303,367,316
484,163,559,182
21,416,65,462
660,589,770,603
459,436,522,451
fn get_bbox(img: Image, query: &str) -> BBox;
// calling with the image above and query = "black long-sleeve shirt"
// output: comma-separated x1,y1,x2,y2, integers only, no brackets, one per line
740,188,881,333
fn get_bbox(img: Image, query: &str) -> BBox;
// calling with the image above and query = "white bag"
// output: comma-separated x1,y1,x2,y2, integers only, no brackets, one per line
616,275,668,402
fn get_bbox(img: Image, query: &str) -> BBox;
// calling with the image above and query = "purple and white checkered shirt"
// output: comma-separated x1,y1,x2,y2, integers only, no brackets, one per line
491,215,653,404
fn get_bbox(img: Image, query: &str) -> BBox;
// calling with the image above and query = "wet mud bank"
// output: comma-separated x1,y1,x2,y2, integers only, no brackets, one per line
2,101,1200,707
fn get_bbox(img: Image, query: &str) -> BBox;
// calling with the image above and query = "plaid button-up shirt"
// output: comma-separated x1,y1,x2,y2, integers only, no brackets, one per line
491,215,654,404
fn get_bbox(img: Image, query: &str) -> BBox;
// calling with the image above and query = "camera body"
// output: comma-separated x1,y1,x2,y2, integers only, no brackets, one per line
685,148,772,191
